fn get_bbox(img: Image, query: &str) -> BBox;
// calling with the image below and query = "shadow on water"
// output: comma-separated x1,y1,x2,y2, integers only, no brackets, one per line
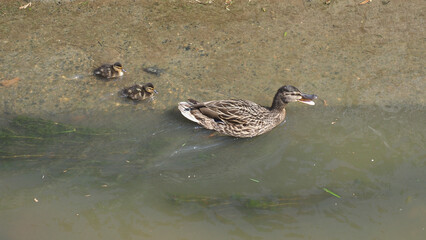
1,104,424,193
0,105,425,239
2,104,425,239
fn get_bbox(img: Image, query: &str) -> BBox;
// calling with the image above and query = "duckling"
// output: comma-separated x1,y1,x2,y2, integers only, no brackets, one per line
178,85,317,138
93,62,126,79
122,83,158,101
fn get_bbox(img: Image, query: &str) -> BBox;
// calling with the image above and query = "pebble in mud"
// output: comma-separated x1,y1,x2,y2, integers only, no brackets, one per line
143,66,165,76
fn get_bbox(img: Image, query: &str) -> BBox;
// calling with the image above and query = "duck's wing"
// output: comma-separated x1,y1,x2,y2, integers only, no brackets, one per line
94,64,112,78
201,99,266,125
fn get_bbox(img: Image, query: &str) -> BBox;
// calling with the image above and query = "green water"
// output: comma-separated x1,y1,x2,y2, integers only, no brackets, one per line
1,106,424,239
1,1,425,239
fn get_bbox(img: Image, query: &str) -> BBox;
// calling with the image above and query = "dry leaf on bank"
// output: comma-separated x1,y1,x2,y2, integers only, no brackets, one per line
360,0,372,5
19,2,32,9
0,77,20,87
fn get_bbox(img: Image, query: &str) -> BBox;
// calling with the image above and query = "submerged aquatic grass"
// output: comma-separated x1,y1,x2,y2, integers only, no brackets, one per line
0,115,116,159
249,178,260,183
169,193,328,209
322,188,342,199
0,116,114,141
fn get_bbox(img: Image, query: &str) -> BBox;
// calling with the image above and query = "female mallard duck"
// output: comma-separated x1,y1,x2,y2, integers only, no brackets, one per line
93,62,126,79
122,83,158,101
178,85,317,138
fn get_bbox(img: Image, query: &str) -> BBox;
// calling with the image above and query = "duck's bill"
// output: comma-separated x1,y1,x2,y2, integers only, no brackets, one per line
298,93,317,106
122,69,127,72
154,89,159,94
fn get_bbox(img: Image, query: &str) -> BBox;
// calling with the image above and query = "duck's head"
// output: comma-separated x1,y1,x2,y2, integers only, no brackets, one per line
143,83,158,94
113,62,126,73
273,85,317,109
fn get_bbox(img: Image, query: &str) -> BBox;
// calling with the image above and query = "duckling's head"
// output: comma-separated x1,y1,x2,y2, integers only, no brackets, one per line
272,85,317,109
113,62,126,73
143,83,158,94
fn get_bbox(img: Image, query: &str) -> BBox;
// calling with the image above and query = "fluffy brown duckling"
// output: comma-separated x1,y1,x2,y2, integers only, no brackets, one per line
93,62,126,79
178,85,317,138
122,83,158,101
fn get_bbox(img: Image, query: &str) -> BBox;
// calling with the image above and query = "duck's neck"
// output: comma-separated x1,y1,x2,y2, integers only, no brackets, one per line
270,94,287,112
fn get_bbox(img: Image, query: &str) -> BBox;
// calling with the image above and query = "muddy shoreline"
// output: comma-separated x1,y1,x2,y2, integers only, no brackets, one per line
0,0,424,117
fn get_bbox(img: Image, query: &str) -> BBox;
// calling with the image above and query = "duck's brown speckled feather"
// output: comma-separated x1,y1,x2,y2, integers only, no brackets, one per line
178,85,317,138
122,83,157,101
180,99,286,138
93,62,124,79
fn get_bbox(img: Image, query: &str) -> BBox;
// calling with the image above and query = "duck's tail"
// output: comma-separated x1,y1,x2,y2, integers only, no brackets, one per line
178,100,200,123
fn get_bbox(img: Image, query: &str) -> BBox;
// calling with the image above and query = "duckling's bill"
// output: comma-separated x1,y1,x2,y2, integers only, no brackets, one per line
298,93,317,105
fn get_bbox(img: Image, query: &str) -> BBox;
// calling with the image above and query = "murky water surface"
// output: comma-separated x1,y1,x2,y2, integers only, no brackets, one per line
1,0,425,239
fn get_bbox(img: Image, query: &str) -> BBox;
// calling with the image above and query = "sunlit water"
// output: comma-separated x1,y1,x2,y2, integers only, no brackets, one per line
1,1,425,240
